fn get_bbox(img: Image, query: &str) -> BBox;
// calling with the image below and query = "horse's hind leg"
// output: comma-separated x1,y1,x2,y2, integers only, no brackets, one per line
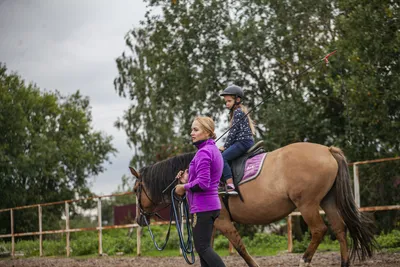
321,188,350,267
214,210,259,267
297,204,328,266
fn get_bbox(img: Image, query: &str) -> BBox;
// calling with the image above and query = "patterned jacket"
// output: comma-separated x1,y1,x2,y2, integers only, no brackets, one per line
224,108,254,149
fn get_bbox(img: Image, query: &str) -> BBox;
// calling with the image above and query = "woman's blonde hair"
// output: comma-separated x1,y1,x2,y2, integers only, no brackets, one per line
194,116,217,140
227,97,256,135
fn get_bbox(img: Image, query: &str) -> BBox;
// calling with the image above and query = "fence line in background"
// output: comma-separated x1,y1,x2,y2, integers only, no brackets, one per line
0,157,399,257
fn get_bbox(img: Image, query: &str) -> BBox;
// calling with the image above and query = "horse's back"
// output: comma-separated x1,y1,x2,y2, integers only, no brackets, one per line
228,142,339,224
270,142,338,194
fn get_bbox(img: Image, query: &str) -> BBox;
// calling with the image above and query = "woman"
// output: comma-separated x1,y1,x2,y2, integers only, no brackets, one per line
175,116,226,267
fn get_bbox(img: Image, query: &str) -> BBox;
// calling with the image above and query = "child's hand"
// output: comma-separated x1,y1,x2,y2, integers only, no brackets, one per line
219,146,225,152
180,169,188,183
176,169,188,183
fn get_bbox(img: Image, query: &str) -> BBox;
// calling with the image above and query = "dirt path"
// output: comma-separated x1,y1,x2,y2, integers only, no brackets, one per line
0,252,399,267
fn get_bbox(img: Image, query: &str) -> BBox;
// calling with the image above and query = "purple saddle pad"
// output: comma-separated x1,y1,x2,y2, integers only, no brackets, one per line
239,152,268,185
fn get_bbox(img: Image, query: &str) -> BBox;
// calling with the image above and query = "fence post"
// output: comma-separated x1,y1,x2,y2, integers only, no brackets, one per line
136,196,141,256
97,198,103,256
38,205,43,256
11,209,14,258
353,164,360,207
229,241,234,255
287,215,293,253
65,202,70,257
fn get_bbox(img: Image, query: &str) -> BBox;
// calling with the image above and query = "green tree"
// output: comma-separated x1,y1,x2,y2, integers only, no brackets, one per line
0,64,117,234
114,0,339,166
332,0,400,230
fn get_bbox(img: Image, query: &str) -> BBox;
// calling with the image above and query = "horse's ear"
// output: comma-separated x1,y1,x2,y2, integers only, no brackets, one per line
129,166,140,178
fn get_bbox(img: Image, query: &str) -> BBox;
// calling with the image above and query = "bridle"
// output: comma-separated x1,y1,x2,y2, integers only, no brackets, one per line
134,177,171,220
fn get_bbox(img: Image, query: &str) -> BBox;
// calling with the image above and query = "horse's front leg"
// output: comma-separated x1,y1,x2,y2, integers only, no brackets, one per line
214,209,259,267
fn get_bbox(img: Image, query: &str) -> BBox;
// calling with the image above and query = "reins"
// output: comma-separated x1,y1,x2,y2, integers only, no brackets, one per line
136,178,195,264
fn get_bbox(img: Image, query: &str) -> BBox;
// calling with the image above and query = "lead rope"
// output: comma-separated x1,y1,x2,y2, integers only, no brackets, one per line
171,188,195,264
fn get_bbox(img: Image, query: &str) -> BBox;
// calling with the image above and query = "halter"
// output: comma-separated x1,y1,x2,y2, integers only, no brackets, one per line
135,178,171,219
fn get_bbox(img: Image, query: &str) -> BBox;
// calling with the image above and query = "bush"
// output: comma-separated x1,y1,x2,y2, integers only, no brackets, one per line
14,240,40,257
292,231,311,253
103,229,136,255
43,239,67,256
70,232,98,256
1,227,399,257
213,235,229,250
247,233,287,250
376,230,400,249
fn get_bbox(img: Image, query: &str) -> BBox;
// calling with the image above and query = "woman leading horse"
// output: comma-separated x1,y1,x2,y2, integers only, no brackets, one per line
130,142,376,267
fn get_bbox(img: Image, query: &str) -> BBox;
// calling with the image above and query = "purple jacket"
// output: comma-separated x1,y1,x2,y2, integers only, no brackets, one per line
184,139,223,214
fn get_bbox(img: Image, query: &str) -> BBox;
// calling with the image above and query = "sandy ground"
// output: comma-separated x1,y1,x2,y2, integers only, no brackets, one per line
0,252,399,267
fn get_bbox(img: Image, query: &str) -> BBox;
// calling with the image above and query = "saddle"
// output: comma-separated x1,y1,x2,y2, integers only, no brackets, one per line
231,140,266,187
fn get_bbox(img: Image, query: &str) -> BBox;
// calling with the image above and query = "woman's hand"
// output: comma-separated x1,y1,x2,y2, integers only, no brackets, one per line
175,184,186,196
176,169,188,184
219,146,225,152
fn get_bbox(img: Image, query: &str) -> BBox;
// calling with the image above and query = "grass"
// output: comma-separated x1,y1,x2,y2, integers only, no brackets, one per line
0,228,399,259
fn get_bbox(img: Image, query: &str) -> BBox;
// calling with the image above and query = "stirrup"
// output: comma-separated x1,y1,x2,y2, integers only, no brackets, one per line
226,186,238,195
219,184,238,195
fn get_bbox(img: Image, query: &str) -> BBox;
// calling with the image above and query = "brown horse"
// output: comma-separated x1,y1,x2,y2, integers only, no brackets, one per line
130,142,376,267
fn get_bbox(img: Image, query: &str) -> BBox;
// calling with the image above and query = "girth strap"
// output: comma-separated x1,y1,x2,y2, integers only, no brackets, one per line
221,194,234,222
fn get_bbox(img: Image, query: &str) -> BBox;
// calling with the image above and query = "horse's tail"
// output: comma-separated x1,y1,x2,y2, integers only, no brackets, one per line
329,146,377,261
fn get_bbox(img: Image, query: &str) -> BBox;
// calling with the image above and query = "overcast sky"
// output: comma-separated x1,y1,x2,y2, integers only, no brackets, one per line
0,0,148,195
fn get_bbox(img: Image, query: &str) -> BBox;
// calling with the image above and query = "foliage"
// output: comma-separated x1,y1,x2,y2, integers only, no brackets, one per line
0,64,117,234
292,231,340,253
327,0,400,231
69,214,97,229
292,231,311,253
233,223,265,239
213,234,230,250
1,228,400,257
376,230,400,249
70,232,99,256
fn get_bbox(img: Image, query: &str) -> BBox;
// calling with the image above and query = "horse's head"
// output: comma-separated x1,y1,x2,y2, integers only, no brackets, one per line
129,152,196,226
130,166,155,227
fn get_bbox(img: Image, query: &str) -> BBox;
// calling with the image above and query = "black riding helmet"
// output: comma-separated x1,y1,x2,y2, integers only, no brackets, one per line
219,85,244,99
220,85,244,112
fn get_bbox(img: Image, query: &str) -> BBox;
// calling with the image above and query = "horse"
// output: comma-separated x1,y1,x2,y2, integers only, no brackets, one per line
130,142,376,267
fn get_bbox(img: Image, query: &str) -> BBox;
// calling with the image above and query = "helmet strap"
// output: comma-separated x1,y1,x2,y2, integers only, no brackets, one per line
229,95,241,112
234,95,242,106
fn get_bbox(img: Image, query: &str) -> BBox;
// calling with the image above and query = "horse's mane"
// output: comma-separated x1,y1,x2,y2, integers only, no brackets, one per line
140,152,196,203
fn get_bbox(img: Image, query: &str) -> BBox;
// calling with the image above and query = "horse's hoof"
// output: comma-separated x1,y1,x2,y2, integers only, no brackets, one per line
299,259,312,267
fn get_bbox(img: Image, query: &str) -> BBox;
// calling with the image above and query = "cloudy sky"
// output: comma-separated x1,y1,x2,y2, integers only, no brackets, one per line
0,0,148,195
